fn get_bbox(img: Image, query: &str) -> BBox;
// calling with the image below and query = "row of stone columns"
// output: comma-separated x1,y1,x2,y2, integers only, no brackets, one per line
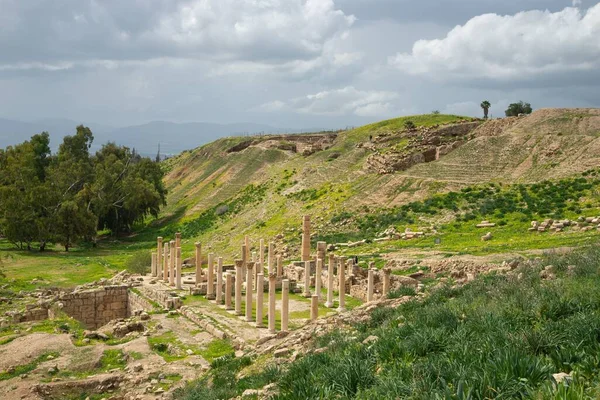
223,259,288,333
154,235,184,289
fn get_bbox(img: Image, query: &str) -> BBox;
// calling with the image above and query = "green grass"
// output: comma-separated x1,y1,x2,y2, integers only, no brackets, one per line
148,330,233,363
0,351,60,381
343,114,472,146
175,245,600,399
199,339,235,363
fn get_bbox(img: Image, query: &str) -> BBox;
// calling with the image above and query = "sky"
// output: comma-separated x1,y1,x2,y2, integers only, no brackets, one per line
1,0,599,130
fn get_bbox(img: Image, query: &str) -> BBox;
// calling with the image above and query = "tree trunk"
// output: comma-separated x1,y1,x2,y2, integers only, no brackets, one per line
39,240,46,252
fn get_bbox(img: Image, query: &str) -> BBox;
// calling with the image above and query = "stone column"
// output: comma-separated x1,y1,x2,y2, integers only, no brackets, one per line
268,272,277,333
281,279,289,332
151,252,156,277
383,268,392,297
253,258,259,290
225,272,233,310
169,241,175,286
311,295,319,321
259,239,265,268
175,247,182,290
245,262,254,322
303,261,311,298
256,273,264,327
207,253,215,300
346,258,353,278
175,232,181,249
301,215,311,261
325,254,335,308
251,251,257,263
268,242,274,274
315,258,322,301
241,244,248,281
163,242,169,281
244,236,250,259
195,242,202,285
317,241,326,263
367,268,374,302
157,237,163,276
337,258,346,312
276,255,283,277
216,257,223,304
235,260,243,315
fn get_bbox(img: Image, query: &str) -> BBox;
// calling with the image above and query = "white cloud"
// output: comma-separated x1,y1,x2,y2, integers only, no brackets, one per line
0,0,355,68
257,86,400,116
391,4,600,82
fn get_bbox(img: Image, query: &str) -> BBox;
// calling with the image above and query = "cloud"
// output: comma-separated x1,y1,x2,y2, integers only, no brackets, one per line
0,0,355,69
257,86,400,116
391,4,600,83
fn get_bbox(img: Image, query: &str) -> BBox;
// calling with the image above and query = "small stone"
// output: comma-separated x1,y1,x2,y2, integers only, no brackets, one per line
242,389,260,398
273,348,290,358
362,335,379,344
132,364,143,372
553,372,572,384
140,312,150,321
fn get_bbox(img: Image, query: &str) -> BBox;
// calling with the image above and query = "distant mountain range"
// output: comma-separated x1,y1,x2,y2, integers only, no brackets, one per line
0,118,310,156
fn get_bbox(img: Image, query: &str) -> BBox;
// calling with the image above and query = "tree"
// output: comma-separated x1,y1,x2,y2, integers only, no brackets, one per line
54,198,97,251
0,137,50,250
505,101,533,117
480,101,491,119
90,143,167,235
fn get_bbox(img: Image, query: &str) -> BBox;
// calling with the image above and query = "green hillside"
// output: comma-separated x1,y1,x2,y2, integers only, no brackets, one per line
156,108,600,262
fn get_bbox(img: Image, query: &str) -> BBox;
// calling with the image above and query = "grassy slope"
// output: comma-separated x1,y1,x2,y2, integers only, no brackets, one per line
155,109,600,262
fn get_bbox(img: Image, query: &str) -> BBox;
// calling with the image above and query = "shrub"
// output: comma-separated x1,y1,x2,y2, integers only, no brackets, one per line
404,120,416,130
125,251,151,274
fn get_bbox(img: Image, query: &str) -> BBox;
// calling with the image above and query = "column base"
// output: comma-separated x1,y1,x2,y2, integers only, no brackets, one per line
268,328,276,334
206,294,216,300
336,307,346,312
256,323,264,328
325,301,334,308
303,292,311,298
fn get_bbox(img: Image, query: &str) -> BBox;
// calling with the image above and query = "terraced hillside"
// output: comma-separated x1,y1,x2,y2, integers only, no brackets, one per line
159,108,600,258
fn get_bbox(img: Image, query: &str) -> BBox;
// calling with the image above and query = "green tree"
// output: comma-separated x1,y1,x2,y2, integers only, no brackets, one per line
505,101,533,117
480,100,491,119
90,143,166,235
54,198,97,251
43,126,96,250
0,137,50,250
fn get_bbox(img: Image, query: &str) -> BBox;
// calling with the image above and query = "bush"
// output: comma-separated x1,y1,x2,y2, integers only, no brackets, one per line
125,251,151,274
215,204,229,216
404,120,416,130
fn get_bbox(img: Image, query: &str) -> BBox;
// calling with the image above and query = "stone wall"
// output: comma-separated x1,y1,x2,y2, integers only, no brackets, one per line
127,289,155,315
136,284,182,310
52,286,129,329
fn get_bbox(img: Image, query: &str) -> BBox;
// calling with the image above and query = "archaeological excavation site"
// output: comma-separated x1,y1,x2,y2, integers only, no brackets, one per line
1,215,418,400
4,108,600,399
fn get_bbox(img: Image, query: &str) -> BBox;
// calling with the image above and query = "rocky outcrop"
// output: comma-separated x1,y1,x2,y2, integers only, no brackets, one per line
364,121,481,174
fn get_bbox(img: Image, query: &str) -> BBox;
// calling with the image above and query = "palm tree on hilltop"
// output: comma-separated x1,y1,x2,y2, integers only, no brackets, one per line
481,100,491,119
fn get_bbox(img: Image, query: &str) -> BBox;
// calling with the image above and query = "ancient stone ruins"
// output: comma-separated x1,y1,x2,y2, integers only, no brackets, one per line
145,215,403,330
1,215,419,399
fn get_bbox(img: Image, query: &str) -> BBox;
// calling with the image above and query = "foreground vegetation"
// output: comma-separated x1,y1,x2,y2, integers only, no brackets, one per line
175,246,600,399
